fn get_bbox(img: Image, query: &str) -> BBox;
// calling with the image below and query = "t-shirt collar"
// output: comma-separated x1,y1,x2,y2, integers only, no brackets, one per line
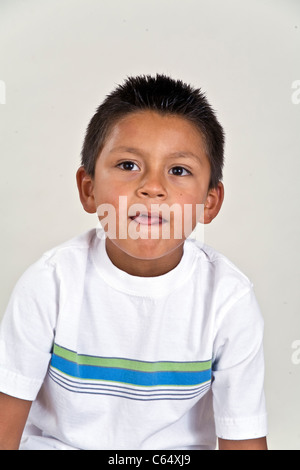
91,228,197,298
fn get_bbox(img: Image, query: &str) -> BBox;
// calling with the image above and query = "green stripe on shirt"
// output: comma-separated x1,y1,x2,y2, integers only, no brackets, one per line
53,343,211,373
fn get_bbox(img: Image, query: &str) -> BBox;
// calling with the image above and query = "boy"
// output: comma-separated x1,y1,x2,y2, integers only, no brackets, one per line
0,75,267,450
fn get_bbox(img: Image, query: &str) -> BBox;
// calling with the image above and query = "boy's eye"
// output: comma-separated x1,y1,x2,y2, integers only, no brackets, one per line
117,161,139,171
169,166,191,176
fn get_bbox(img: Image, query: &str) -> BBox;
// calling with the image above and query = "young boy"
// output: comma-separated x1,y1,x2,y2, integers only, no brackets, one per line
0,75,267,450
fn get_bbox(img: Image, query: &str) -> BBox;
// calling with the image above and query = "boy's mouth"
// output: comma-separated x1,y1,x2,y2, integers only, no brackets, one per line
129,212,167,226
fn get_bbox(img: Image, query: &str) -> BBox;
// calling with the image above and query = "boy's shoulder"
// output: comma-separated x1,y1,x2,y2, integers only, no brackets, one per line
14,230,96,292
186,238,253,292
41,229,96,266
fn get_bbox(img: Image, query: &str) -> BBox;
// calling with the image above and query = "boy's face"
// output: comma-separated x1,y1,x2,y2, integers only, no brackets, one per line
77,111,224,276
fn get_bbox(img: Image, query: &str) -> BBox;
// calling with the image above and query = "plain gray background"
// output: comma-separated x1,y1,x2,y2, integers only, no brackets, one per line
0,0,299,450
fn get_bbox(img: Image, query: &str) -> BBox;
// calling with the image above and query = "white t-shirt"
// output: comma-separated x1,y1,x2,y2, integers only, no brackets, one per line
0,229,267,450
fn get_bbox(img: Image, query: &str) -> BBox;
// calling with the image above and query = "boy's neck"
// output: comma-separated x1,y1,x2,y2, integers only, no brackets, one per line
105,238,184,277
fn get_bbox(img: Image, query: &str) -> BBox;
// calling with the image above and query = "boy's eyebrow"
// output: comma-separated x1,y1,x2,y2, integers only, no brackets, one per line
169,151,204,164
109,146,144,157
109,146,204,164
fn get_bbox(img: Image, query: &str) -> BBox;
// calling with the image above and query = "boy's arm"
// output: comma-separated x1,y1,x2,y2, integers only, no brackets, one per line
0,393,32,450
218,437,268,450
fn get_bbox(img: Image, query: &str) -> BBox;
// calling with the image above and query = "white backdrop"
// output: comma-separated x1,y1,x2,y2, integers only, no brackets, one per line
0,0,299,450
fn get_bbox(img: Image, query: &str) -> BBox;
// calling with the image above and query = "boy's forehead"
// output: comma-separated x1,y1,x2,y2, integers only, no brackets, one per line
102,110,208,159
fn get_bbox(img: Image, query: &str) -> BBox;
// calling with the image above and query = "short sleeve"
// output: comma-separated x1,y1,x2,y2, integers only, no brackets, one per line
0,256,58,400
212,287,268,440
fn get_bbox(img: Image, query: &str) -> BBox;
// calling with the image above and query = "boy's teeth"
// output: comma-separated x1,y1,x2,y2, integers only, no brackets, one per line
132,214,162,225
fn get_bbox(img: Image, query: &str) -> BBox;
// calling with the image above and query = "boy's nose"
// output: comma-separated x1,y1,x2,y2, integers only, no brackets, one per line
136,171,167,200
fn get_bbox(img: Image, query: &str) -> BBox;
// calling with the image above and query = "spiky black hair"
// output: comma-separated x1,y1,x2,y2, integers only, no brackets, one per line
81,74,224,188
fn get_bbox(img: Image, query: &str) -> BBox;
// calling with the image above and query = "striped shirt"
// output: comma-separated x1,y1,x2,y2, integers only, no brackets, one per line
0,229,267,449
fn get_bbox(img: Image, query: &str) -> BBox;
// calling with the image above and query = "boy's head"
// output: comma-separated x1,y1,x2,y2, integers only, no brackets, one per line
80,74,224,190
77,74,225,275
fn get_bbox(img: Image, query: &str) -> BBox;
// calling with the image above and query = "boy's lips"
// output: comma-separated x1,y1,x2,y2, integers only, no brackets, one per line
129,212,167,226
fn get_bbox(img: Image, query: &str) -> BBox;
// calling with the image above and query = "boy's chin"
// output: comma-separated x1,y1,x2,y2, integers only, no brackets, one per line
106,237,185,261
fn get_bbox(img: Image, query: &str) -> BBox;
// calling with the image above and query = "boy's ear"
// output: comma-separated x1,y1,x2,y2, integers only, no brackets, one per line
201,182,224,224
76,166,97,214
